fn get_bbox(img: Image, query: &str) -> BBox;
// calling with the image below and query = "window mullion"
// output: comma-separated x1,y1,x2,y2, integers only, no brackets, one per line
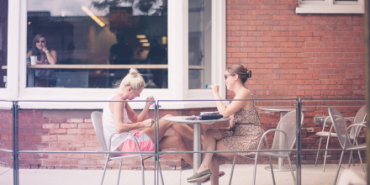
212,0,226,99
168,0,188,100
7,0,23,100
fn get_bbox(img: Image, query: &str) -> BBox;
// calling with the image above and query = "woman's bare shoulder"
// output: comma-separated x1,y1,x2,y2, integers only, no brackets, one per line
238,88,252,99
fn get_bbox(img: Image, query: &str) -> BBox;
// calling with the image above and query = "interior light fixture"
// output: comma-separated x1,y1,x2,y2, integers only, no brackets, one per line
136,35,146,39
162,36,167,45
142,43,150,47
139,39,148,43
81,6,105,27
28,22,31,25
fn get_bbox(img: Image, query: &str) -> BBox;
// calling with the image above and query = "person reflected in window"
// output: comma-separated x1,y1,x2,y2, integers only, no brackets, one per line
26,34,57,87
187,64,263,184
109,33,133,64
146,39,167,88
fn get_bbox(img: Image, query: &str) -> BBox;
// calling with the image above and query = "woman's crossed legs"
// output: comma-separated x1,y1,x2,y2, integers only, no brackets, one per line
143,114,194,167
192,128,236,185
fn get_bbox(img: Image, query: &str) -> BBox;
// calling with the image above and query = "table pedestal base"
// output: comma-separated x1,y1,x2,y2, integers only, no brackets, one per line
264,165,296,172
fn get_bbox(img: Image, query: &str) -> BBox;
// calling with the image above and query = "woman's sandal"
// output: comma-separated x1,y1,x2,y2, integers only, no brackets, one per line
201,171,225,183
187,169,212,182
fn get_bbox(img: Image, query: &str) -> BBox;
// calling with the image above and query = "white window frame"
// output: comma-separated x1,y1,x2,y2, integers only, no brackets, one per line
296,0,364,14
3,0,226,109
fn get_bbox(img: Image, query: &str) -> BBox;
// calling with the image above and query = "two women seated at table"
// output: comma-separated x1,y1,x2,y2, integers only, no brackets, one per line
102,68,194,166
187,64,264,185
103,65,263,185
26,34,57,87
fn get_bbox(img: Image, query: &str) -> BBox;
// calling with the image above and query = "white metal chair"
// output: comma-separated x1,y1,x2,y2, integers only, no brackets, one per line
228,110,304,185
91,111,164,185
314,105,366,172
328,107,366,185
345,105,366,171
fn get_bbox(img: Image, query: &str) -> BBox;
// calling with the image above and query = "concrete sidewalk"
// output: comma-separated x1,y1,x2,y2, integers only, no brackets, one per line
0,164,366,185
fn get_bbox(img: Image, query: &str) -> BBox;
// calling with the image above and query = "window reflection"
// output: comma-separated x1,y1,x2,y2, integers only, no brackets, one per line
189,0,211,89
0,0,8,88
27,0,167,88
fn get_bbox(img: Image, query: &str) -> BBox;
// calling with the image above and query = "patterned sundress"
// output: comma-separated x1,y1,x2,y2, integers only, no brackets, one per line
221,105,264,156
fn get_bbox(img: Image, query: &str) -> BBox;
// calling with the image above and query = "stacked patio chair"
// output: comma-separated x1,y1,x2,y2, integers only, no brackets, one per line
228,110,304,185
314,105,366,172
91,111,164,185
328,107,366,185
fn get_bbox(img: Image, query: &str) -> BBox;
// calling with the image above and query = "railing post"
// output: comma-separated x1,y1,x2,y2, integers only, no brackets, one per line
296,98,302,185
12,101,19,185
154,100,160,185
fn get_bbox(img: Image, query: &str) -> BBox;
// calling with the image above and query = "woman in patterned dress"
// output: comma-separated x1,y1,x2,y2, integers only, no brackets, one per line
187,64,264,184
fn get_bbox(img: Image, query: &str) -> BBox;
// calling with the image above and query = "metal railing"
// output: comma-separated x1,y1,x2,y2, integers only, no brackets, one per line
0,98,366,185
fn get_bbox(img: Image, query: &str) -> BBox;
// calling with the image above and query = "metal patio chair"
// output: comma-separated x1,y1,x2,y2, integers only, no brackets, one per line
228,110,304,185
328,107,366,185
315,105,366,172
91,111,164,185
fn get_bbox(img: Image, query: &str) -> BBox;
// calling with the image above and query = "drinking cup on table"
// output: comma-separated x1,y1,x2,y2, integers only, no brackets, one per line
30,56,37,65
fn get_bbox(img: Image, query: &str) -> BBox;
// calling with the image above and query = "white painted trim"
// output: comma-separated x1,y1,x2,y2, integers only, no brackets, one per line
4,0,226,110
7,0,21,100
296,4,364,14
212,0,226,99
168,0,188,100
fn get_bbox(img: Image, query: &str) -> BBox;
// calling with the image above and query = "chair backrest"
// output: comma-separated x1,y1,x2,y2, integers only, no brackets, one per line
353,105,367,125
91,111,109,152
328,107,353,149
349,105,367,139
271,110,304,151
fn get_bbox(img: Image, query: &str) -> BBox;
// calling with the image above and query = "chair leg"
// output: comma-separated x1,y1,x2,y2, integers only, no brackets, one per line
333,150,345,185
101,157,110,185
315,137,323,166
357,150,365,172
117,158,123,185
228,155,237,185
354,139,365,172
347,151,353,169
323,136,330,172
252,153,260,185
286,155,296,185
140,158,145,185
268,156,276,185
157,160,164,185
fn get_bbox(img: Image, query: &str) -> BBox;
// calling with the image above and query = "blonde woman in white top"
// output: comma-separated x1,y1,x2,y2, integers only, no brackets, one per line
103,68,194,165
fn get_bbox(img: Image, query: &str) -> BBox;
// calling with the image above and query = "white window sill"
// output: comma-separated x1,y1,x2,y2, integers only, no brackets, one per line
0,88,225,110
296,4,364,14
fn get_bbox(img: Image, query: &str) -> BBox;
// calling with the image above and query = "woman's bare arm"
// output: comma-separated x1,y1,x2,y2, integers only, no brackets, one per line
211,85,251,118
110,97,152,133
45,49,57,64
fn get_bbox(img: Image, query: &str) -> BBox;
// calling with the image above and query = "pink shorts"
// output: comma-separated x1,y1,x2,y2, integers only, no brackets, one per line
121,130,155,156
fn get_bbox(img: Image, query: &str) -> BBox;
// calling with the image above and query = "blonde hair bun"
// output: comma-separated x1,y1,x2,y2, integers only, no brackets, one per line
129,68,139,77
116,68,146,93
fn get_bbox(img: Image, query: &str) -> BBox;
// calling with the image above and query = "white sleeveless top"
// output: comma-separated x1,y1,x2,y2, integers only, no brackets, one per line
102,95,132,151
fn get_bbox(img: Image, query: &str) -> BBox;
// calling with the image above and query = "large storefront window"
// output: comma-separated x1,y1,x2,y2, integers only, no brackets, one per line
0,0,8,88
27,0,168,88
189,0,211,89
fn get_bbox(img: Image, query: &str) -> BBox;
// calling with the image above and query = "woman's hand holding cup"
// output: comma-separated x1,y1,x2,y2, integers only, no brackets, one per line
211,84,219,94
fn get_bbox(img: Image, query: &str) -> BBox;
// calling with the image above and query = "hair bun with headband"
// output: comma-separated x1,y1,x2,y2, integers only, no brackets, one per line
129,68,139,77
246,70,252,78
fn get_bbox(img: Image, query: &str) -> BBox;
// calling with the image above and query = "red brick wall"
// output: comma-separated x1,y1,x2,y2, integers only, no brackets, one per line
224,0,366,165
226,1,365,100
